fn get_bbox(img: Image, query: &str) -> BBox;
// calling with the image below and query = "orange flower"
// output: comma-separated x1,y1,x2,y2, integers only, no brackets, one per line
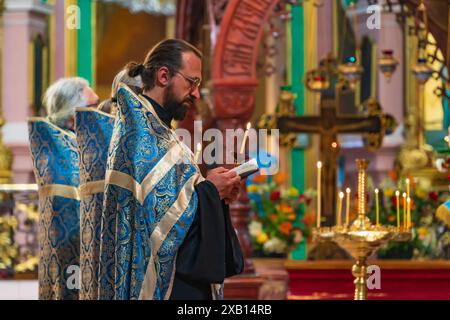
269,214,278,222
388,170,397,182
279,221,293,235
273,172,287,184
302,212,315,226
279,204,294,213
287,214,296,221
388,215,396,222
252,174,267,184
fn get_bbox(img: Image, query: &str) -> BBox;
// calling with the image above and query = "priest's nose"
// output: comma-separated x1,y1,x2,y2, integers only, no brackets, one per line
191,86,201,100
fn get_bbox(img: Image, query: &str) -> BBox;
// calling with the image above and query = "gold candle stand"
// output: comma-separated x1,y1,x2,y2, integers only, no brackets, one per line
313,159,411,300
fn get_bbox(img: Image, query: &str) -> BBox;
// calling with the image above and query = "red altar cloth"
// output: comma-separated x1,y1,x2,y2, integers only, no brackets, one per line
286,260,450,300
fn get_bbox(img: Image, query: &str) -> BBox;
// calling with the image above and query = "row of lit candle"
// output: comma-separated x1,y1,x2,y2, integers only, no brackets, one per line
334,187,412,229
316,161,412,229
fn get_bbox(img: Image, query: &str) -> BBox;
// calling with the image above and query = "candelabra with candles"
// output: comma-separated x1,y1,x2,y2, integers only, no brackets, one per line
313,159,412,300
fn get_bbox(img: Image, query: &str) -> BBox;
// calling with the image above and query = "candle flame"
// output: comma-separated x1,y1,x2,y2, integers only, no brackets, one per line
407,197,411,203
246,122,251,130
406,178,410,184
346,188,351,194
196,142,202,151
317,161,322,169
375,188,379,194
339,192,344,199
395,190,400,196
402,192,407,198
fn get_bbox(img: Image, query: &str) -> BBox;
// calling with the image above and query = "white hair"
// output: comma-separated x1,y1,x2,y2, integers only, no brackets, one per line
43,77,89,127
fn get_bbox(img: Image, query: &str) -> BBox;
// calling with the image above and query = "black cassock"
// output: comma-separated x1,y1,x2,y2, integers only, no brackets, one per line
170,180,244,299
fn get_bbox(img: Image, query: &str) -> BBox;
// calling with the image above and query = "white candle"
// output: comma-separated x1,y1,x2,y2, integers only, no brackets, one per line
316,161,322,228
194,142,202,162
402,192,407,229
395,191,400,229
346,188,351,227
337,191,344,228
407,197,411,229
375,188,379,226
239,122,251,154
406,178,410,198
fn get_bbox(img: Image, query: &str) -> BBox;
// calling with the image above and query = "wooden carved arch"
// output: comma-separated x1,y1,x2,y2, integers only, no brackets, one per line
212,0,280,122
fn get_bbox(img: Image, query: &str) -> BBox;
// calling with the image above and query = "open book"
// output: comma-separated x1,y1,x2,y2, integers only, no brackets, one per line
230,158,260,179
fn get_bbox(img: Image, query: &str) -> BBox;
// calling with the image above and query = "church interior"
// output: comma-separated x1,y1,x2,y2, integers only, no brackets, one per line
1,0,450,300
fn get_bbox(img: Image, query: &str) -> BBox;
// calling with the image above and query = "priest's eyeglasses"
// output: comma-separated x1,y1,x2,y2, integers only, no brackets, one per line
176,71,201,91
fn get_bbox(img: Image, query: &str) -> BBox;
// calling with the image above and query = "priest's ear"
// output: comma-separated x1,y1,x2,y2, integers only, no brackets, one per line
155,66,171,87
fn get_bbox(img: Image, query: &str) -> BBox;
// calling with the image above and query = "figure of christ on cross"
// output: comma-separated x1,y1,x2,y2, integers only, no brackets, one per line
277,96,392,226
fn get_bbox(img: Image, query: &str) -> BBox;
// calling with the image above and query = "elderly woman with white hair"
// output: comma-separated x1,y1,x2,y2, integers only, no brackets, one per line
43,77,99,130
28,77,98,299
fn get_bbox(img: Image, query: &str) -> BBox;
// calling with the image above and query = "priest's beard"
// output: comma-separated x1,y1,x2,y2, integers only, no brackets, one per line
164,84,193,121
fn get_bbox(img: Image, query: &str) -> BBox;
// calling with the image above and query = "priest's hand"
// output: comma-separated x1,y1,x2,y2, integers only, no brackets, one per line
206,167,241,200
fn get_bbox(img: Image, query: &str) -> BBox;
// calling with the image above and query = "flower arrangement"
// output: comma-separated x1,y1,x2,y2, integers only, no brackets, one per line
247,172,315,257
367,171,450,259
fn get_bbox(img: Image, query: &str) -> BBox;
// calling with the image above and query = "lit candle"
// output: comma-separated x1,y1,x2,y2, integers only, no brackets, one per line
345,188,351,227
395,191,400,229
407,197,411,229
316,161,322,228
239,122,251,154
375,188,379,226
402,192,407,229
194,142,202,162
406,178,410,198
337,191,344,228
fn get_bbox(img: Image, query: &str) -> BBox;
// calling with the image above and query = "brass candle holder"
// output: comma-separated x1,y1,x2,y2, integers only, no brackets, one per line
313,159,411,300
